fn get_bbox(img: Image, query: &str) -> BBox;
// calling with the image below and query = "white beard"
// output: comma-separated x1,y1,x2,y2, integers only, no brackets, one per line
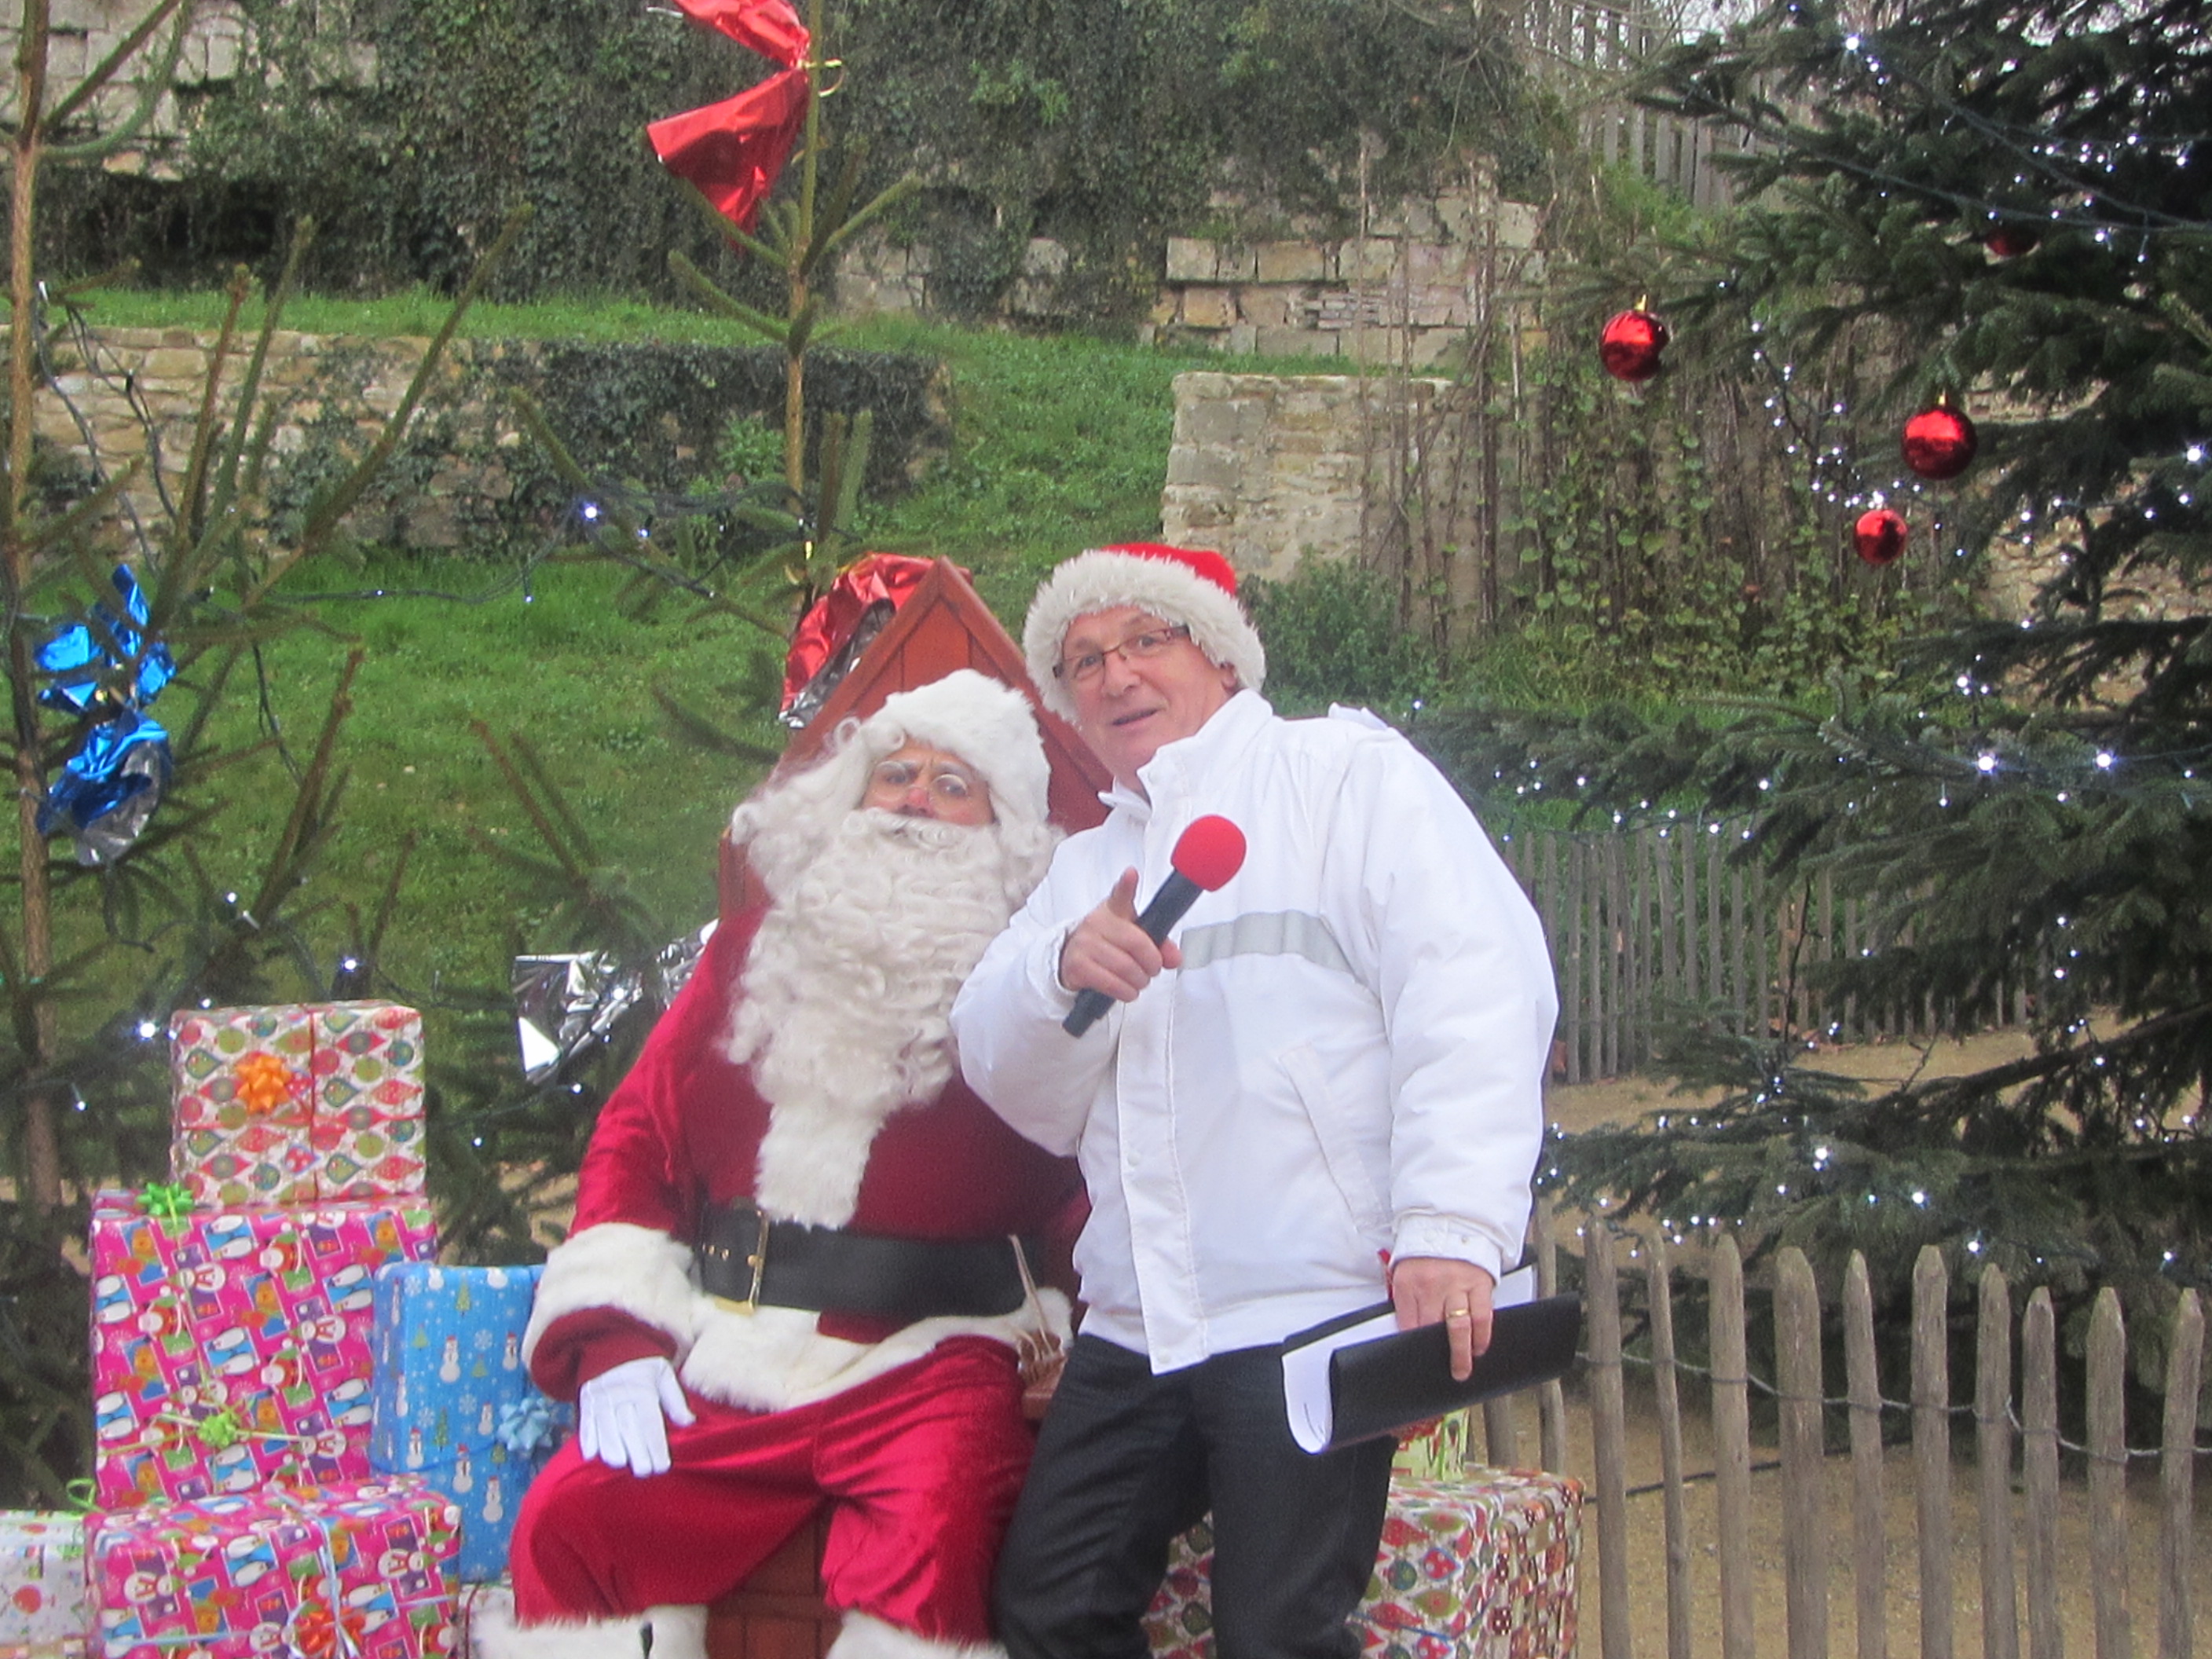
724,808,1025,1227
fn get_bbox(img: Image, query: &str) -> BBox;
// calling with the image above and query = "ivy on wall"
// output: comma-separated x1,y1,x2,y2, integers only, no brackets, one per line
39,0,1552,317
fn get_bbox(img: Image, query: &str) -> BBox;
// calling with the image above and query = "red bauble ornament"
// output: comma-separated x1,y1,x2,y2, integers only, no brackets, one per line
1902,395,1978,481
1599,300,1669,383
1984,225,2037,259
1854,507,1909,566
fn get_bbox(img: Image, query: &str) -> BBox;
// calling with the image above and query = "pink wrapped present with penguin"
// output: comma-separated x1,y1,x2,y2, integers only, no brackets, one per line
89,1192,436,1511
168,1002,427,1208
86,1475,460,1659
368,1264,571,1583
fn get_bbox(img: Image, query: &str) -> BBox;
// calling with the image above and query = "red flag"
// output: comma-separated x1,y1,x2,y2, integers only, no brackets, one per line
672,0,810,68
648,68,810,233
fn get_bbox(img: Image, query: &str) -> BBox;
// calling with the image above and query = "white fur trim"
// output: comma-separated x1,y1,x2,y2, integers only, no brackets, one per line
864,671,1049,832
679,1289,1073,1413
1024,548,1266,722
830,1610,1006,1659
646,1606,709,1659
523,1223,698,1371
467,1591,646,1659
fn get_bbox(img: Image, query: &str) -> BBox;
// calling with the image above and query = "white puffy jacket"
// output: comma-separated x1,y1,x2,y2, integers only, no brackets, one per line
951,691,1557,1372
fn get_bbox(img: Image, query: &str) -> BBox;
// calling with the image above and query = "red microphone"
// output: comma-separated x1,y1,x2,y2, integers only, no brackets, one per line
1064,815,1247,1037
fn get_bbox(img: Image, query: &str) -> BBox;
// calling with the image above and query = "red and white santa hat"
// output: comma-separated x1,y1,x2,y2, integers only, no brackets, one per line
1023,543,1266,722
860,668,1050,831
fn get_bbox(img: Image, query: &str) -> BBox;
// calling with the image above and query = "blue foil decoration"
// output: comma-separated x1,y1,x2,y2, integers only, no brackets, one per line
35,566,177,865
35,708,172,867
36,565,174,716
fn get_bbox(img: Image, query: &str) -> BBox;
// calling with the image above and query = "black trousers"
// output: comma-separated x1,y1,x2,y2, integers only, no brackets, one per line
994,1334,1396,1659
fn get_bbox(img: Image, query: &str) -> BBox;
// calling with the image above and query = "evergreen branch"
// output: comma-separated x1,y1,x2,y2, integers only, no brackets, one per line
207,224,312,544
245,647,361,928
281,205,530,577
650,682,781,764
666,252,791,345
470,723,589,890
796,145,867,280
42,0,192,165
176,267,251,552
676,184,783,267
814,174,921,269
506,732,599,870
18,460,137,558
44,0,190,130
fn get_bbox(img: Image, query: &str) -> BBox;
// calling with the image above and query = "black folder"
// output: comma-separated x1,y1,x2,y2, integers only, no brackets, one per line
1280,1291,1583,1452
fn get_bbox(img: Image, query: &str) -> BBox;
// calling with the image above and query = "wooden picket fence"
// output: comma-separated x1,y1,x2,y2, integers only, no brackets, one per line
1489,1214,2207,1659
1493,826,2031,1083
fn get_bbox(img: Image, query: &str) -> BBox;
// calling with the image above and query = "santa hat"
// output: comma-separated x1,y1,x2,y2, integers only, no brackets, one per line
859,669,1049,831
1023,543,1266,722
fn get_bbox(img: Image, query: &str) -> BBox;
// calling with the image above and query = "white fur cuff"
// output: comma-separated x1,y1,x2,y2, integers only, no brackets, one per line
523,1222,698,1370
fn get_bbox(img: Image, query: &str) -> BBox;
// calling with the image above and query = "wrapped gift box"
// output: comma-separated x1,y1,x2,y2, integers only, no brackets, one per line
369,1264,570,1583
89,1192,438,1511
169,1003,427,1207
87,1475,460,1659
1144,1470,1583,1659
0,1512,87,1657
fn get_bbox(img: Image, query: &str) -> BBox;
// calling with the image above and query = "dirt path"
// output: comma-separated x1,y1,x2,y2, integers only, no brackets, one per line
1533,1033,2209,1659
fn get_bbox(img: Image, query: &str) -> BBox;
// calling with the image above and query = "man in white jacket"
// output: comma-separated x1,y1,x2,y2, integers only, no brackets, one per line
950,544,1557,1659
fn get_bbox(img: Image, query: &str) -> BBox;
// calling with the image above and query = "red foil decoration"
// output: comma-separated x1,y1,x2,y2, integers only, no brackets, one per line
649,68,811,233
782,555,950,712
1902,397,1978,481
1854,507,1909,566
672,0,810,68
1984,225,2037,259
1599,303,1669,383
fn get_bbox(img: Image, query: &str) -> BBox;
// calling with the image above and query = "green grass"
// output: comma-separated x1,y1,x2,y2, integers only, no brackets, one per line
28,293,1382,1035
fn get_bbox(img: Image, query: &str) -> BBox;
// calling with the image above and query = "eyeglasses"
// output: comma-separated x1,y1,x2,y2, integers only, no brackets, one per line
867,757,982,804
1054,624,1192,685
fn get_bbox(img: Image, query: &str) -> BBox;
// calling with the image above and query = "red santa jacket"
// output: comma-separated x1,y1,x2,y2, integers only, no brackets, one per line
526,908,1086,1408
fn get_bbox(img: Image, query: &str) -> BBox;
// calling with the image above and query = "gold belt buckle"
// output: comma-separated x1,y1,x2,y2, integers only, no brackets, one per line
709,1208,773,1315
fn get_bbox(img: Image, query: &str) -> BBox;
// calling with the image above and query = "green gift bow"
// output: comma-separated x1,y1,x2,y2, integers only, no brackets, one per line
139,1182,192,1219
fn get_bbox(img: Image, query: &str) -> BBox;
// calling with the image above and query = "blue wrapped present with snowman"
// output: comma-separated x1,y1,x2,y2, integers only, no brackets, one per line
368,1262,573,1582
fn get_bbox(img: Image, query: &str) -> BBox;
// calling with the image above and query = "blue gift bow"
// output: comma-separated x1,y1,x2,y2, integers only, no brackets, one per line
34,705,170,858
35,566,176,864
496,1394,572,1457
36,564,175,716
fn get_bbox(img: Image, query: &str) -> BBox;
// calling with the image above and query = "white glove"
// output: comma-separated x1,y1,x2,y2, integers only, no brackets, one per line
577,1356,696,1477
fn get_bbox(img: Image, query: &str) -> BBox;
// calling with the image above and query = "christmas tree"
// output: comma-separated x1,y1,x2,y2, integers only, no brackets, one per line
1427,0,2211,1342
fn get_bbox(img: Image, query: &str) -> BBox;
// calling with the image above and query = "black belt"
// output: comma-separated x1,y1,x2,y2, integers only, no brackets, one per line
695,1199,1036,1320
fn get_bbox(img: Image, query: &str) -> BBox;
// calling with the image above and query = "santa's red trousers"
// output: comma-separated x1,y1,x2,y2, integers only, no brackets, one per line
511,1338,1032,1643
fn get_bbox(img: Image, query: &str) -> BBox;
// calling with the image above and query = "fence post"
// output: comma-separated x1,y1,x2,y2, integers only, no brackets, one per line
1844,1253,1887,1659
2089,1287,2132,1659
2160,1289,2203,1659
1535,1202,1569,1475
1914,1246,1954,1659
1589,1223,1633,1659
1713,1234,1757,1659
1647,1240,1692,1659
1777,1248,1829,1659
2024,1287,2063,1659
1979,1265,2020,1659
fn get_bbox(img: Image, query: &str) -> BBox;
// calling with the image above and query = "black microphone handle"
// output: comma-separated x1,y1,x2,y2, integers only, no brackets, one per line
1061,871,1206,1037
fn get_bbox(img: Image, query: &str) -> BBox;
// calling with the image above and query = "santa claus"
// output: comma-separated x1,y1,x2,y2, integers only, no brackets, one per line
485,671,1085,1659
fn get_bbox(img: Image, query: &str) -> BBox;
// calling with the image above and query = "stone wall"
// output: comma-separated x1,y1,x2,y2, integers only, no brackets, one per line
1146,189,1544,365
0,2,370,178
1160,372,1475,580
24,327,948,556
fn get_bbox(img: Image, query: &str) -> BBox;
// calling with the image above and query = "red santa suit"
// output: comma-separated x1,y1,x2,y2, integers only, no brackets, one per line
492,671,1082,1659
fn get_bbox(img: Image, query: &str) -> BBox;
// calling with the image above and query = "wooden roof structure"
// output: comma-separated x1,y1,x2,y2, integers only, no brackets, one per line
717,558,1109,919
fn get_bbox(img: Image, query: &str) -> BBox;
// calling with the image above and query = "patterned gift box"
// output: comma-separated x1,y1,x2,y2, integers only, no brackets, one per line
169,1003,427,1207
89,1192,438,1511
1143,1470,1583,1659
87,1474,460,1659
368,1265,571,1583
0,1512,87,1657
